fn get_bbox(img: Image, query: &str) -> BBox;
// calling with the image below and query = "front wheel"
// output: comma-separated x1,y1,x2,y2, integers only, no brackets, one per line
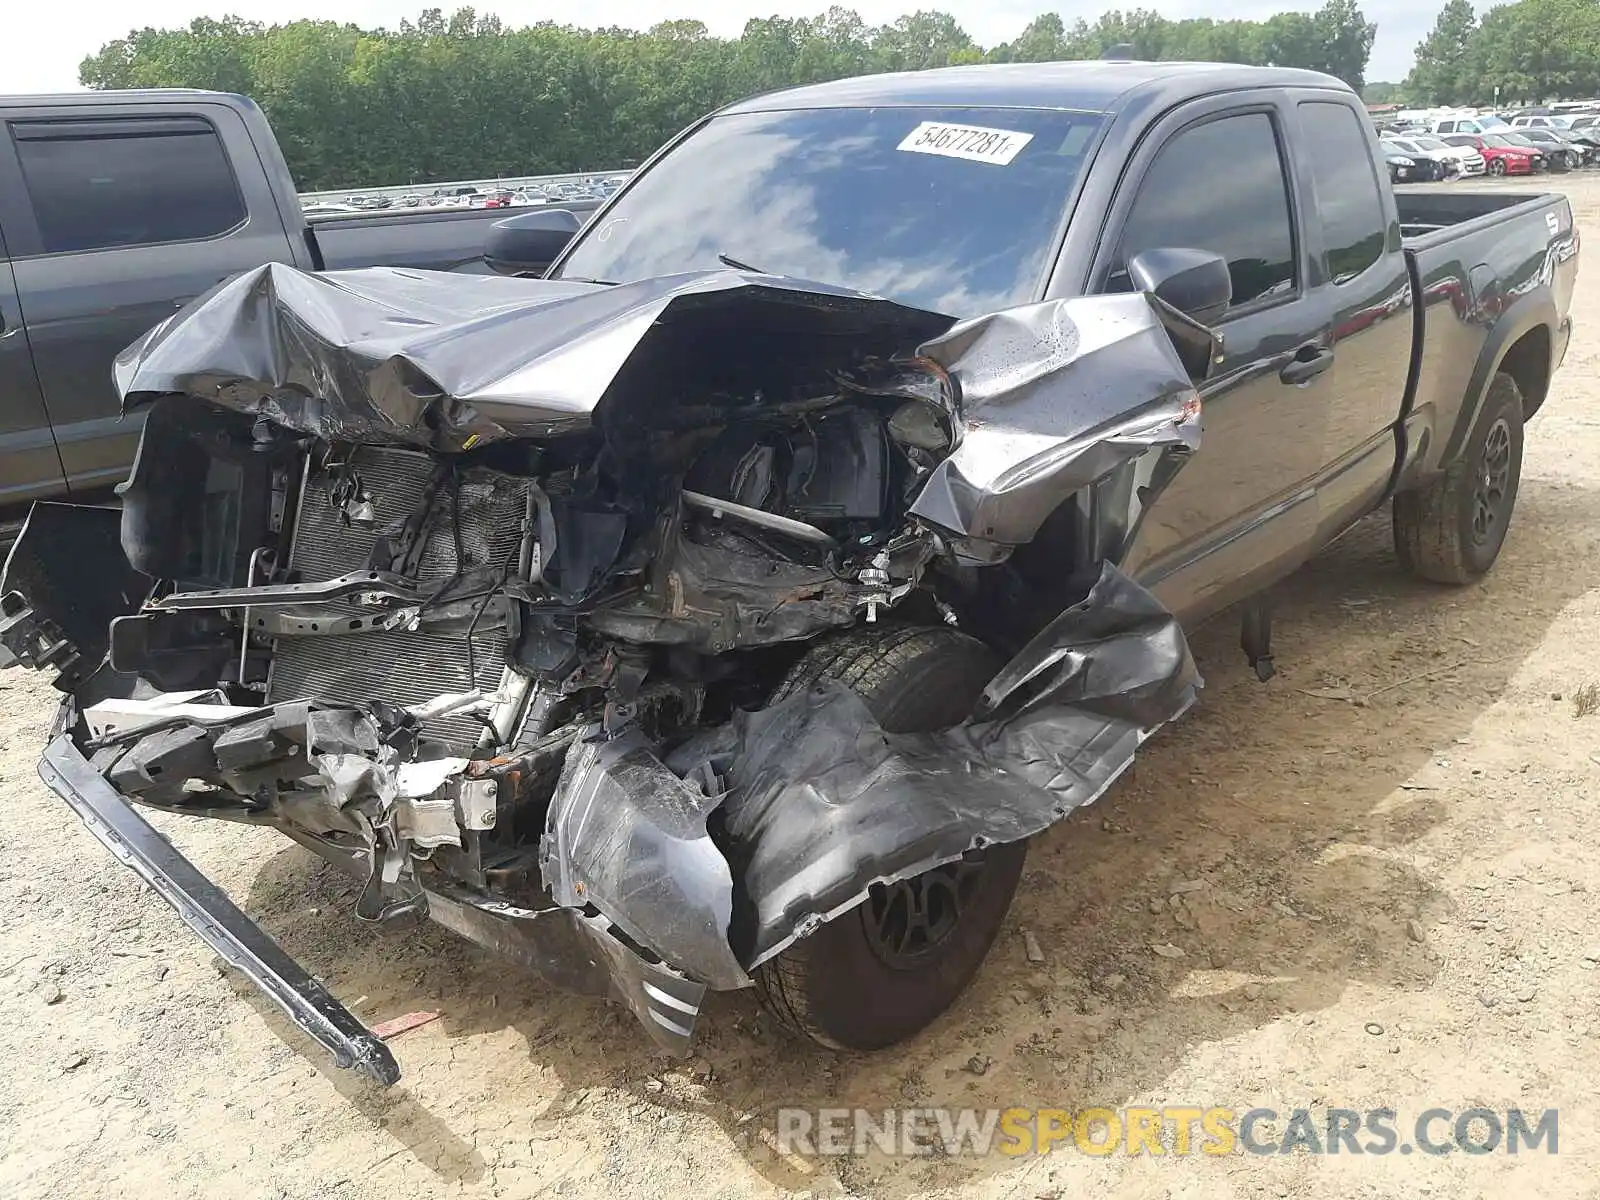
1393,371,1525,584
752,626,1027,1050
1488,157,1507,176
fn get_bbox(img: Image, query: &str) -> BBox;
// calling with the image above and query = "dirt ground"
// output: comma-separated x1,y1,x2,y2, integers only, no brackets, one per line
3,173,1600,1200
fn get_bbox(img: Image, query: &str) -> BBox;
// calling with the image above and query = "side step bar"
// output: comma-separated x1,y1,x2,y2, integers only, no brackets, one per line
38,734,400,1086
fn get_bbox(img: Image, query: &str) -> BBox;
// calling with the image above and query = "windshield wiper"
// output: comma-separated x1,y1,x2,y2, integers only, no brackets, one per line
717,252,764,273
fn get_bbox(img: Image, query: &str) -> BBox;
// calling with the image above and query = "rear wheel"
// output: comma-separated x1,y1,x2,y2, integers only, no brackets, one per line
752,626,1027,1050
1393,371,1524,584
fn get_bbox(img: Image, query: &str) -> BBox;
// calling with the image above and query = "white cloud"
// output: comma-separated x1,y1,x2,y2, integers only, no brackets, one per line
1,0,1433,101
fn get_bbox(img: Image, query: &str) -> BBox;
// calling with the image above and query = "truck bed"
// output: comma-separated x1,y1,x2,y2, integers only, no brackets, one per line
1395,188,1564,246
1393,185,1577,492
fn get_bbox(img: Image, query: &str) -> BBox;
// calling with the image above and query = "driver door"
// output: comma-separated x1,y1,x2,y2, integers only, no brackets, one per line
1094,99,1330,624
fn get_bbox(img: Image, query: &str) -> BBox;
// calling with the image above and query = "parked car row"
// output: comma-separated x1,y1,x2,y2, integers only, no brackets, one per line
317,174,632,215
1380,127,1600,182
1381,133,1485,181
1378,105,1600,176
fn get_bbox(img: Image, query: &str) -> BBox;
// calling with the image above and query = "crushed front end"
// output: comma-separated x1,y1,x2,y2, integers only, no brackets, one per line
2,264,1212,1082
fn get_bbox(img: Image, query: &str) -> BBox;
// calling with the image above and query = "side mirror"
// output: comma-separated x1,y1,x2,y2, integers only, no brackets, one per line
484,209,581,275
1127,247,1231,326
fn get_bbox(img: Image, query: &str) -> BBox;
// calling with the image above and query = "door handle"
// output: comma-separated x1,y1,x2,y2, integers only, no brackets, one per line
1279,346,1334,386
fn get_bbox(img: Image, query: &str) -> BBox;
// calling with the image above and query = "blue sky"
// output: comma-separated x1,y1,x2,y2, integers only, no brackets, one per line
2,0,1439,97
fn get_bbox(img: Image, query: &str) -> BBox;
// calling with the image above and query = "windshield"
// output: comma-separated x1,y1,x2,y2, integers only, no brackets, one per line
1414,136,1450,151
1482,134,1517,148
553,106,1106,317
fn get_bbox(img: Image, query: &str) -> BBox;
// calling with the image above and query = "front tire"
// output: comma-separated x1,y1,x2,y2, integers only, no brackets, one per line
752,626,1027,1050
1488,157,1507,176
1393,371,1525,584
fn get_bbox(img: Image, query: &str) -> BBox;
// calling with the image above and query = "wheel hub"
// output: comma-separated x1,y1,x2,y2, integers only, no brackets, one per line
1471,417,1512,546
863,856,986,968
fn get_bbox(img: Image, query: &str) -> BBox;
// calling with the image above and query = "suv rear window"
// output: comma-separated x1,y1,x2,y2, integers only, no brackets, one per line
12,117,246,254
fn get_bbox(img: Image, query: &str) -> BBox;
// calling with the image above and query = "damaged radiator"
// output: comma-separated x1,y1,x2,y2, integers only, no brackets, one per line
266,447,532,746
285,448,530,584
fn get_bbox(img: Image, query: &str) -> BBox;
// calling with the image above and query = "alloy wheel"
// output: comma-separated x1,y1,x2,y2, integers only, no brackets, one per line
863,856,987,967
1471,418,1513,547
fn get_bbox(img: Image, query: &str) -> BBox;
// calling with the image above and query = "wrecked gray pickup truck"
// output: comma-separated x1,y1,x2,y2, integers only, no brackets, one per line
2,60,1570,1086
0,260,1208,1084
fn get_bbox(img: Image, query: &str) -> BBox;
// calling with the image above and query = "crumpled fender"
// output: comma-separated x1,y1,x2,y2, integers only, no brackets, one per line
543,564,1198,981
713,562,1199,969
908,293,1204,548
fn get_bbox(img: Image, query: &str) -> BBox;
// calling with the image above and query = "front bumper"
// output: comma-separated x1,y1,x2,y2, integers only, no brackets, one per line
39,732,398,1085
34,729,707,1086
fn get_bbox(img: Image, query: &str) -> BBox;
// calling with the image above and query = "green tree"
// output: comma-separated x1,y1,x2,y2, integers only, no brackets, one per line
1406,0,1479,104
1473,0,1600,104
991,14,1068,62
873,11,976,70
78,6,1382,191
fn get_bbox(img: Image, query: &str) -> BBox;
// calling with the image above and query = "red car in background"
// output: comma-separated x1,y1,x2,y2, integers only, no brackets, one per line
1441,133,1542,175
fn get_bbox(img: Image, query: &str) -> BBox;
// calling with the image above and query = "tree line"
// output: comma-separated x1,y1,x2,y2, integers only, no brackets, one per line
80,5,1377,191
1408,0,1600,105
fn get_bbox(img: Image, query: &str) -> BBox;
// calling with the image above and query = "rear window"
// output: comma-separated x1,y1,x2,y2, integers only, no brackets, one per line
12,117,246,254
555,106,1106,317
1297,102,1388,284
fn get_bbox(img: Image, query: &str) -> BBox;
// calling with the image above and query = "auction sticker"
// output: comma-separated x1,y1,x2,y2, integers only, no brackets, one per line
897,121,1034,165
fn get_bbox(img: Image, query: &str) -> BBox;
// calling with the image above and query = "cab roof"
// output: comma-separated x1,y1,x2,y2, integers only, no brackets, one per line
725,61,1348,116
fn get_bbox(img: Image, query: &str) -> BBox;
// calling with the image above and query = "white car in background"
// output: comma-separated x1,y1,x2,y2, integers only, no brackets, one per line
1395,133,1486,177
1511,114,1574,130
1428,114,1509,136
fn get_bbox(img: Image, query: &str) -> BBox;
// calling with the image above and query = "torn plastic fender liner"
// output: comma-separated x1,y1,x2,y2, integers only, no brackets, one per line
693,563,1199,970
538,566,1195,978
909,292,1207,547
541,729,751,991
